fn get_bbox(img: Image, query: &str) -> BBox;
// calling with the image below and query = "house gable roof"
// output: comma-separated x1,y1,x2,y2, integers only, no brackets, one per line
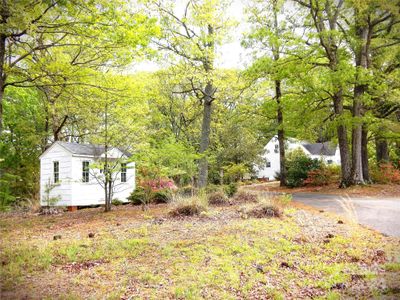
40,141,131,158
302,142,337,156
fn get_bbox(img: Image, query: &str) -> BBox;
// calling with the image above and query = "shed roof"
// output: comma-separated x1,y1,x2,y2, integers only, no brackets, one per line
42,141,131,158
302,142,337,156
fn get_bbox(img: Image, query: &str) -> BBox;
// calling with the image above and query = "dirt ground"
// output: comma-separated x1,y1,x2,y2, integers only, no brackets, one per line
1,197,399,299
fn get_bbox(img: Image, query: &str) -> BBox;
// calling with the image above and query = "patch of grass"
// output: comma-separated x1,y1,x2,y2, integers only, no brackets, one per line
384,262,400,271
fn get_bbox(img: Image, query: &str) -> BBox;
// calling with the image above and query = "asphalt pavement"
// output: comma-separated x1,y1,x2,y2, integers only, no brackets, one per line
292,193,400,237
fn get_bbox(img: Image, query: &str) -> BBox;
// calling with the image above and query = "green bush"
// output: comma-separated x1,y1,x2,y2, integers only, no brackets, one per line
205,184,224,194
286,148,321,187
224,182,238,197
128,187,147,205
178,185,198,197
112,199,123,206
0,173,18,211
152,189,172,204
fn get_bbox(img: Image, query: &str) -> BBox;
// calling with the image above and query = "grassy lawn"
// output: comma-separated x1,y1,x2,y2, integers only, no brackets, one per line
1,197,399,299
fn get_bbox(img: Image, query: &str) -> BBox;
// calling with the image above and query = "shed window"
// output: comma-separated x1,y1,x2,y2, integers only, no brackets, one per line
121,163,127,183
266,160,271,168
53,161,59,183
82,161,90,183
327,160,333,165
274,144,279,153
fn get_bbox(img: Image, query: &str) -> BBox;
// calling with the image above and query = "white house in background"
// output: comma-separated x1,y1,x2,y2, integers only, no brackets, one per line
256,136,341,180
39,141,135,208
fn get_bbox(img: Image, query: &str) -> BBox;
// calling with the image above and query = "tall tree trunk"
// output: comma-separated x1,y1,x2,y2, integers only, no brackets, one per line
361,123,369,182
333,90,352,187
375,136,389,163
104,102,111,212
351,13,369,185
198,84,213,188
351,92,364,184
275,80,286,186
0,34,6,136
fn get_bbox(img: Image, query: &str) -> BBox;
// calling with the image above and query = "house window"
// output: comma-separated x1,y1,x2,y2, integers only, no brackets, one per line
82,161,90,183
266,161,271,168
121,163,127,183
53,161,59,183
274,144,279,153
327,160,333,165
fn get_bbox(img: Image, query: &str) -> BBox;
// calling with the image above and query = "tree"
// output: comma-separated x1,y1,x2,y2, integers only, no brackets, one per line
88,74,150,212
148,0,233,188
0,0,157,134
244,0,304,186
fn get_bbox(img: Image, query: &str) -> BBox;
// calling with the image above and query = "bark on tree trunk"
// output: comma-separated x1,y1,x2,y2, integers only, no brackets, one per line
351,14,369,185
361,123,369,182
375,137,389,163
351,87,365,184
197,82,213,189
275,80,286,186
0,34,6,136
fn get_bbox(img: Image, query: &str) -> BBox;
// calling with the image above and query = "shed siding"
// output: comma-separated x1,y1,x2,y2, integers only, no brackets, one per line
256,136,341,180
70,157,135,206
40,144,72,206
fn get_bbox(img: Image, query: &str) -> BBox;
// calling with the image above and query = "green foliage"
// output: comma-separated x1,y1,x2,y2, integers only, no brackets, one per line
128,187,173,205
178,185,198,197
285,148,322,187
0,173,18,211
223,163,249,183
128,187,145,206
152,189,173,204
304,165,341,186
41,179,61,207
112,199,123,206
224,182,238,198
370,163,400,184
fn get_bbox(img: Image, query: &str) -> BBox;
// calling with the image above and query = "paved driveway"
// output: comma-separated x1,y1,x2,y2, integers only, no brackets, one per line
292,193,400,237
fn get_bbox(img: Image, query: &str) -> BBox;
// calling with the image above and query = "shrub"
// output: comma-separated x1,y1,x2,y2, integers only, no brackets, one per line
205,184,224,194
304,165,340,186
232,191,258,203
371,163,400,184
152,189,173,204
246,203,282,218
168,195,208,217
112,199,123,206
128,187,147,206
224,182,238,197
286,148,321,187
178,185,198,197
207,191,229,206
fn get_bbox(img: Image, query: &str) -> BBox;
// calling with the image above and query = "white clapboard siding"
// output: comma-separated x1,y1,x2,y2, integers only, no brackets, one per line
40,143,72,206
40,142,136,207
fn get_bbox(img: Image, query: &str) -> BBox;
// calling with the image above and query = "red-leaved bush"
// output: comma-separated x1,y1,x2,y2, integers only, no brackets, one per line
140,178,178,192
304,165,340,186
371,163,400,184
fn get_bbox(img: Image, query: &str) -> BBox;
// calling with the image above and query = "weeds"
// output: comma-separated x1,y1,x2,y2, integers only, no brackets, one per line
168,194,208,217
207,191,229,206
